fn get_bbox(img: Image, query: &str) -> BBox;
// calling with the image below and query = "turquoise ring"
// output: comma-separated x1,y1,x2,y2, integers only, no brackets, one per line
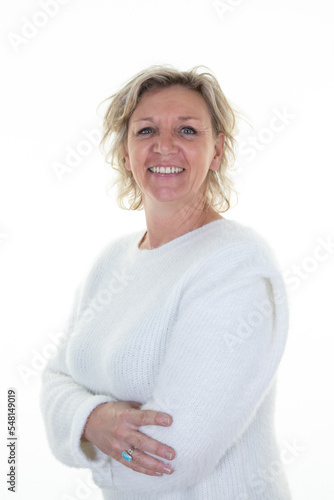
122,446,135,462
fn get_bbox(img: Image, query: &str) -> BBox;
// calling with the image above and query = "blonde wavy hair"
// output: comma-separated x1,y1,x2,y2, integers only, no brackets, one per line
98,64,239,212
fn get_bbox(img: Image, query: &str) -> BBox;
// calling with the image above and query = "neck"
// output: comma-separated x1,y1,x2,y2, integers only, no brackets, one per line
140,195,223,250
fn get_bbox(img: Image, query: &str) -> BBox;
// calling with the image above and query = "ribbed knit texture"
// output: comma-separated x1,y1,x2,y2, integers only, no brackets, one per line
40,218,291,499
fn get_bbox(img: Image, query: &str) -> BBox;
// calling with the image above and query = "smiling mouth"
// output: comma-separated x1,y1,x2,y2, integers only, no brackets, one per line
148,166,185,174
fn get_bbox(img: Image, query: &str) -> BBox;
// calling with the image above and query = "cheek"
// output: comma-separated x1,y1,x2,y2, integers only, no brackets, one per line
130,142,150,162
185,146,208,167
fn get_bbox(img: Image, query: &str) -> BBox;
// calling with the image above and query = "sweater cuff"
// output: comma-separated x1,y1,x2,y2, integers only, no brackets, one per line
70,395,115,469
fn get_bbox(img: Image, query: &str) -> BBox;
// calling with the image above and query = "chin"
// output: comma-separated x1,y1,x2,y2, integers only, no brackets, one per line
148,190,186,203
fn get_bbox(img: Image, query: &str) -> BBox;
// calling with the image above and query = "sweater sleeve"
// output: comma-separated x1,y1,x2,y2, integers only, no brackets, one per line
40,279,118,482
107,249,289,493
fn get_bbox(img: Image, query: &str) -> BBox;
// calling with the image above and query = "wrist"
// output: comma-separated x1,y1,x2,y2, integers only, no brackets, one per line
81,401,112,443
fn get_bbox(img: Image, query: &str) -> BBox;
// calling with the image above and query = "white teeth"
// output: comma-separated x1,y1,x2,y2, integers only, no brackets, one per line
149,167,184,174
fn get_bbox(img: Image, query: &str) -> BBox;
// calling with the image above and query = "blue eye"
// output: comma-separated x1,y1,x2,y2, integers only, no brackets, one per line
181,127,196,134
138,127,153,135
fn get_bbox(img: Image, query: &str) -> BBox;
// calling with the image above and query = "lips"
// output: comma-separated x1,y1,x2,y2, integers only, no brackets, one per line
148,166,185,175
148,165,185,170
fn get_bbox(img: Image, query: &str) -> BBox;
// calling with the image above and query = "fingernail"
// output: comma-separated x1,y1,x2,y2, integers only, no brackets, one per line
155,472,162,476
163,466,173,474
164,452,173,460
162,417,170,425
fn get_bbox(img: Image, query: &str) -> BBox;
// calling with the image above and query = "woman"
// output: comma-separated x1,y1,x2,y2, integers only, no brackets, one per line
40,65,291,499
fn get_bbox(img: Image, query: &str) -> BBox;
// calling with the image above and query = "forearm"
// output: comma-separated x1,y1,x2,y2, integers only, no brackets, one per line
40,368,117,469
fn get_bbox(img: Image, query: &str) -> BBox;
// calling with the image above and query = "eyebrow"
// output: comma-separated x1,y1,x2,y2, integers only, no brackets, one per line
133,116,201,123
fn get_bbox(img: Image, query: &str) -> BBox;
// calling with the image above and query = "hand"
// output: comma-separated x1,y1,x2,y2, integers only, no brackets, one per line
82,401,175,476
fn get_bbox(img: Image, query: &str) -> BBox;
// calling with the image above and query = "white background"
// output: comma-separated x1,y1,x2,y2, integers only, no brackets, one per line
1,0,333,498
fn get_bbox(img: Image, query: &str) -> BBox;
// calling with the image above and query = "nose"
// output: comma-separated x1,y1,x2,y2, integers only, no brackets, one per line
153,129,178,155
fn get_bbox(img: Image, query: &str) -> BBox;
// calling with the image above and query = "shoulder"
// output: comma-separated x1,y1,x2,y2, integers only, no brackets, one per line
87,231,135,268
185,219,287,311
199,219,283,277
75,230,140,300
185,219,289,327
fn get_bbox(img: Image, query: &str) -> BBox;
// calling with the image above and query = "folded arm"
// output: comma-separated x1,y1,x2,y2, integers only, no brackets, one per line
108,266,288,493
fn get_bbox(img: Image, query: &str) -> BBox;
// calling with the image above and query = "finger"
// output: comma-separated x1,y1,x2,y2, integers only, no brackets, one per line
111,449,162,476
127,401,142,409
128,431,175,461
116,448,174,476
124,409,173,428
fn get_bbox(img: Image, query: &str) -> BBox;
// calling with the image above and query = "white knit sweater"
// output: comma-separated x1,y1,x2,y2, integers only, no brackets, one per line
40,218,291,499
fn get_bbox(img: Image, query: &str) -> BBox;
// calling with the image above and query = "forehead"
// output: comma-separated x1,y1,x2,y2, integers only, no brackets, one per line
132,85,211,120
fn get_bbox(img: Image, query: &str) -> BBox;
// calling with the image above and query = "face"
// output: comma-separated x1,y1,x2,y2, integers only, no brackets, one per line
124,85,224,209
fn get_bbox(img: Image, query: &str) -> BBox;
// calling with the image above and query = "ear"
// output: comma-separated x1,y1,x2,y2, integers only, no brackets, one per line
209,133,225,172
123,148,131,171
